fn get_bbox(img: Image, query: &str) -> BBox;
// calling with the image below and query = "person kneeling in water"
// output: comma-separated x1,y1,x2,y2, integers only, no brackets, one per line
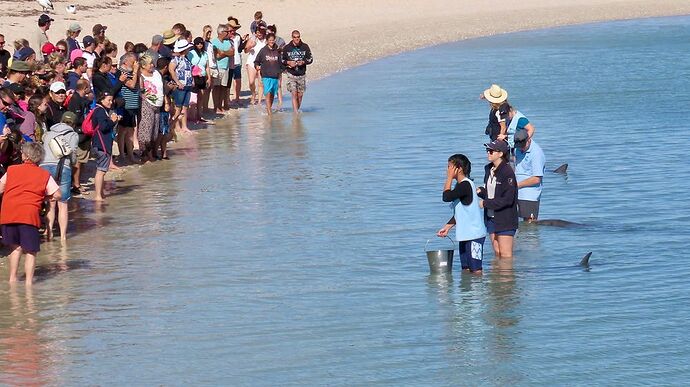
437,154,487,273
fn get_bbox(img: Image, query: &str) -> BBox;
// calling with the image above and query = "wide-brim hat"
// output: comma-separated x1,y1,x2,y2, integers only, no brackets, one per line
162,30,177,45
228,19,241,29
173,39,193,53
483,84,508,104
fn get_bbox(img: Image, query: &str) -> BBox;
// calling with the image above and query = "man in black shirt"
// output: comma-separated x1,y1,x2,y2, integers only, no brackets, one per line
281,30,313,113
481,84,510,141
46,82,67,129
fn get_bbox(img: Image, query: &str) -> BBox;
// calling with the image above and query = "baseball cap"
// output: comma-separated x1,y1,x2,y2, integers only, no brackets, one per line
484,139,509,154
68,23,82,32
513,129,529,147
92,23,108,35
83,35,96,47
9,60,31,72
38,14,54,24
42,42,56,55
49,82,67,93
61,111,77,125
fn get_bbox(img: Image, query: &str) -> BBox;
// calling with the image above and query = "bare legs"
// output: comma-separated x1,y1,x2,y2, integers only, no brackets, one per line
246,64,259,105
116,126,135,164
489,233,514,259
212,85,225,114
94,170,106,201
8,246,36,286
291,91,304,113
265,92,274,115
277,74,283,109
233,75,241,104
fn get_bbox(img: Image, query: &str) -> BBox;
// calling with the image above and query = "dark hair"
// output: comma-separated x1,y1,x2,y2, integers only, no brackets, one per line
94,55,112,71
133,43,148,55
172,23,186,32
72,57,86,68
124,41,134,52
28,94,46,125
254,11,263,19
193,37,205,55
156,57,170,71
267,24,277,33
97,91,112,102
266,33,276,41
448,154,472,177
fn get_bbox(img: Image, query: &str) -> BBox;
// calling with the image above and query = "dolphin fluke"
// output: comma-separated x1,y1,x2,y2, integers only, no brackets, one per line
579,252,592,267
553,163,568,174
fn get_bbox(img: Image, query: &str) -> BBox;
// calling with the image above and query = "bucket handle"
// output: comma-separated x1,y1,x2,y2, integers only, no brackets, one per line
425,236,455,251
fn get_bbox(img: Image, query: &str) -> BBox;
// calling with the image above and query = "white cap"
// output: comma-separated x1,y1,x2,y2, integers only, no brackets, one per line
49,81,67,93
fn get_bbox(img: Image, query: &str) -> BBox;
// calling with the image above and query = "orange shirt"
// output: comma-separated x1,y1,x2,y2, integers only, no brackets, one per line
0,162,59,227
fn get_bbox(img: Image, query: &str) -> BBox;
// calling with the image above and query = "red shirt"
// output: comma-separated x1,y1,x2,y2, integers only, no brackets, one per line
0,162,59,227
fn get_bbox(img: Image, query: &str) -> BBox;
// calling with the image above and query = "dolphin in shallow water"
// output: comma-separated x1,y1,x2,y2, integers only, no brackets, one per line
553,163,568,174
579,252,592,267
530,219,583,228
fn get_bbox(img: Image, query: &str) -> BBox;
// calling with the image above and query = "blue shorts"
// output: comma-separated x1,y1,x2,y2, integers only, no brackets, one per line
172,88,192,107
92,148,110,172
1,224,41,253
41,163,72,202
486,218,516,236
459,237,485,272
262,77,279,96
232,65,242,80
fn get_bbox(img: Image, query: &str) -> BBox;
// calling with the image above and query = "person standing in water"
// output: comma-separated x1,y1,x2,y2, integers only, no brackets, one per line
281,30,313,113
513,129,545,221
437,154,487,273
477,139,518,259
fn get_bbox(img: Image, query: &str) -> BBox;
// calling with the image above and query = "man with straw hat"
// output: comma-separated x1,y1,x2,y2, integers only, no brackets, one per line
480,84,510,142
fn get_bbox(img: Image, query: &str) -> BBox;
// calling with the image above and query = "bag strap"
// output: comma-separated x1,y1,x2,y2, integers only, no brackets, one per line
55,156,66,183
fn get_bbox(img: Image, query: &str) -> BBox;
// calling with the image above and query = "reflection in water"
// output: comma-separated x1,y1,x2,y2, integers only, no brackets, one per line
0,287,49,386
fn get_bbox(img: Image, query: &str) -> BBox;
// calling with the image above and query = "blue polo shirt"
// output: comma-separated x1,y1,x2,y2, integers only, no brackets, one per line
515,139,545,201
211,38,232,70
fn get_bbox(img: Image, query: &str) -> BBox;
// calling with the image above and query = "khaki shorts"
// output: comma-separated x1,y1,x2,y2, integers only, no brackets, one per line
212,68,230,87
286,74,306,93
76,141,91,164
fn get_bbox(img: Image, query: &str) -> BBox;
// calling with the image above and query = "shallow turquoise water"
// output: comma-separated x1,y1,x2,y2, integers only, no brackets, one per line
1,16,689,385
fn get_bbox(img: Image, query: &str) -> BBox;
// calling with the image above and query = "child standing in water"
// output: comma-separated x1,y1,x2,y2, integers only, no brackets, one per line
437,154,487,273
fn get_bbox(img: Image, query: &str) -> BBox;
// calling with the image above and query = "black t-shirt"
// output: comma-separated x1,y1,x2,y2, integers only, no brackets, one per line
486,102,510,141
45,100,66,130
442,180,473,205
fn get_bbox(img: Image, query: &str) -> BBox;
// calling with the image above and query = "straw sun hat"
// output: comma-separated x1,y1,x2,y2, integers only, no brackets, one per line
483,84,508,104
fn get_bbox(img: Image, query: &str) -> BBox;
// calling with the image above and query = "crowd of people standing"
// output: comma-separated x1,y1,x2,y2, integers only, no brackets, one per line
0,11,314,285
437,84,546,274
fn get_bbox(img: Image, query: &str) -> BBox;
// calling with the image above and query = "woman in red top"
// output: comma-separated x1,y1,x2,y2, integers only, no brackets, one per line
0,142,61,285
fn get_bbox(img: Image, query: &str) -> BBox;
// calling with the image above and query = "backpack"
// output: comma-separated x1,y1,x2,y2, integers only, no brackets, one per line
81,107,99,137
48,132,73,158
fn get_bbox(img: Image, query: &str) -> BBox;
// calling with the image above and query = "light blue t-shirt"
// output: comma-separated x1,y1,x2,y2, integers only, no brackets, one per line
187,50,208,77
515,139,545,201
211,38,232,70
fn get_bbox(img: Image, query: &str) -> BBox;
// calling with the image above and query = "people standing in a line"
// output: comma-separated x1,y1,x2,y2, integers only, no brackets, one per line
281,30,313,113
481,84,510,142
244,26,266,105
35,14,53,54
477,139,518,259
168,39,194,136
513,129,545,221
211,24,234,114
40,112,78,241
437,154,487,273
0,142,61,285
138,54,163,162
201,25,215,115
227,17,247,107
254,33,282,115
155,57,174,159
91,92,120,201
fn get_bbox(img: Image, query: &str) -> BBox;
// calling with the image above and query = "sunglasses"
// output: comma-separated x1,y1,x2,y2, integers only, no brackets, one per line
292,36,300,39
485,149,498,154
54,90,67,95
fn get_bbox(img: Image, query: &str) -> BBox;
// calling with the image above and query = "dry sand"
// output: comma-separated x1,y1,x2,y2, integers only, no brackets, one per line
2,0,690,81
